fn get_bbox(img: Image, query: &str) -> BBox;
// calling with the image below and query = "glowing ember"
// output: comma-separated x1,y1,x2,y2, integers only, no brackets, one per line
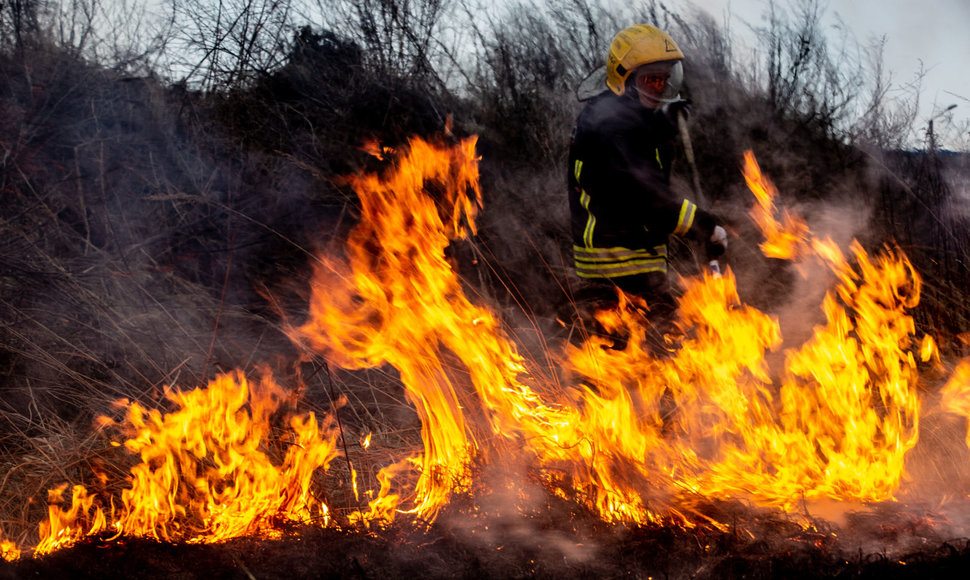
5,138,970,561
0,536,19,562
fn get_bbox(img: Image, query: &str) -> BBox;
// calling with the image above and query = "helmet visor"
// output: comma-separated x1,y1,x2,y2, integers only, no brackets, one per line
632,60,683,104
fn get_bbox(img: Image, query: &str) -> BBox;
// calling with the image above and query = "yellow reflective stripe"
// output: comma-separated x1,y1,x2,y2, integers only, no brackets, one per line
576,257,666,270
673,199,696,236
579,191,595,248
573,244,668,277
572,245,667,260
574,244,666,254
575,159,595,248
575,259,667,278
655,148,663,170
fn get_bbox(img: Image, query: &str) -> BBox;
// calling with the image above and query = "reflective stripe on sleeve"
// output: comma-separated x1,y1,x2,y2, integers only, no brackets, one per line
579,191,595,248
673,199,697,236
574,159,596,248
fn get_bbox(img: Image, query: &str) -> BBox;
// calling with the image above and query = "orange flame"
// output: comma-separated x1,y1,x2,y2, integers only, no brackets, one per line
291,140,927,527
294,135,549,522
742,151,811,259
941,360,970,446
21,371,341,556
4,140,966,559
0,535,19,562
33,484,107,556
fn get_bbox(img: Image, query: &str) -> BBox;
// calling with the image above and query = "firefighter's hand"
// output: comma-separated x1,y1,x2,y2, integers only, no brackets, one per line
707,225,727,257
663,99,691,123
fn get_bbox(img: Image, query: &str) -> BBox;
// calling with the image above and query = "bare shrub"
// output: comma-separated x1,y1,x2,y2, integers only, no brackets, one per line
0,0,40,51
166,0,295,91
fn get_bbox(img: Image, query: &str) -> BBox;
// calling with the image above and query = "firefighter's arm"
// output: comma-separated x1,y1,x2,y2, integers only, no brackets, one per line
604,125,727,254
623,163,714,239
630,174,727,256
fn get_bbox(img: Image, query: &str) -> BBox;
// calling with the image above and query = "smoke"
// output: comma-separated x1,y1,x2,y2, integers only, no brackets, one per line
774,197,872,348
438,457,600,567
720,158,970,550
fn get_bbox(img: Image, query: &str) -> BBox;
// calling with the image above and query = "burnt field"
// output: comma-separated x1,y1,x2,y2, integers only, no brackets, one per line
5,498,970,580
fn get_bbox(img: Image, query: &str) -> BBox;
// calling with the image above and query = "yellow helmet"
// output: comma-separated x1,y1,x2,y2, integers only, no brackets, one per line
606,24,684,96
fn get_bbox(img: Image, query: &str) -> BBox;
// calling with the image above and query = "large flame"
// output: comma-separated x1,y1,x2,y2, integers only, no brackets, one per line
5,138,970,560
294,139,923,524
27,371,341,556
294,135,566,522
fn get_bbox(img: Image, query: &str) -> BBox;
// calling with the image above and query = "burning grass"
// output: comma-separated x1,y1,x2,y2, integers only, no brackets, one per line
4,137,970,577
5,487,970,579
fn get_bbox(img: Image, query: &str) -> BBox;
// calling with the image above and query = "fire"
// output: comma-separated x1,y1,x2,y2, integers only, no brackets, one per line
0,536,19,562
940,360,970,446
293,135,561,522
742,150,811,260
20,370,341,557
34,484,107,556
294,140,926,523
108,371,340,542
5,138,970,560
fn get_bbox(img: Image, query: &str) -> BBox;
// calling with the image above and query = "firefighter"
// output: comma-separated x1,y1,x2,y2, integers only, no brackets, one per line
567,24,727,349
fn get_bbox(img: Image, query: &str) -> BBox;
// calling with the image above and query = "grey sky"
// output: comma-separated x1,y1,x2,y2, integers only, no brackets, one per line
689,0,970,149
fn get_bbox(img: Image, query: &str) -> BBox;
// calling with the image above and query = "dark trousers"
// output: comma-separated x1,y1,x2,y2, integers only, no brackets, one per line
566,271,678,354
567,272,682,428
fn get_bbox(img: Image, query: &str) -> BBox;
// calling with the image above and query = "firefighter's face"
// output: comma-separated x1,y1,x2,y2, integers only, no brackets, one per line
632,67,670,109
638,73,668,96
630,61,682,109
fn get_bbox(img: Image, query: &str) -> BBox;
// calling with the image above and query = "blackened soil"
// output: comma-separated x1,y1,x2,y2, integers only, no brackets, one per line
3,519,970,580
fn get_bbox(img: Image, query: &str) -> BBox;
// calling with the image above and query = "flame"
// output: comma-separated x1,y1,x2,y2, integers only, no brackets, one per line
111,371,340,542
294,135,550,522
0,535,19,562
34,484,107,556
940,360,970,446
360,139,396,160
742,150,811,259
920,335,938,363
5,140,968,559
21,370,341,556
295,140,925,524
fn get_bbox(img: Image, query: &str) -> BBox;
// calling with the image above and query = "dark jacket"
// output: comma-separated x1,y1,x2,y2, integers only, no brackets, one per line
567,91,715,279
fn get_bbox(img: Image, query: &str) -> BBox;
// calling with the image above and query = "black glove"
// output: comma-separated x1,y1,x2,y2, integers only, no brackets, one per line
662,98,692,124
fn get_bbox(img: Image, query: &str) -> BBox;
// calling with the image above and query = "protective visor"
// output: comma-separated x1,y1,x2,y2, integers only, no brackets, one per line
632,60,683,104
